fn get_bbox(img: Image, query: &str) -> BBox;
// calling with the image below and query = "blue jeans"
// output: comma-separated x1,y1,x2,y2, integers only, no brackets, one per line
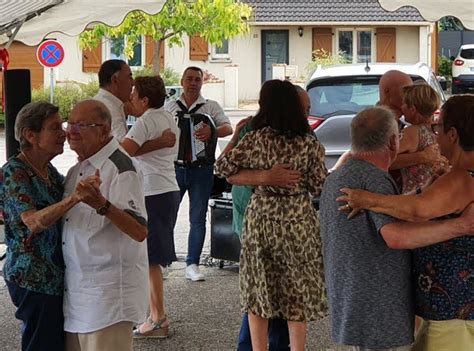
6,280,64,351
237,313,290,351
175,164,214,266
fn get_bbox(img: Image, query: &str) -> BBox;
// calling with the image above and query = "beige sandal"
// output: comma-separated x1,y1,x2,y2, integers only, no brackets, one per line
133,316,169,339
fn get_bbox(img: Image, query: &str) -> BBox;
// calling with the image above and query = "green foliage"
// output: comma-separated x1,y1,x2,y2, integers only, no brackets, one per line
160,66,181,86
79,0,252,73
439,16,464,31
31,81,99,120
0,112,4,126
133,66,181,86
306,49,351,75
438,56,453,78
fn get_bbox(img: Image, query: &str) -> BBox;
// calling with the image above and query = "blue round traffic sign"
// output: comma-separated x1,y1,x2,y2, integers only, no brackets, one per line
36,40,65,68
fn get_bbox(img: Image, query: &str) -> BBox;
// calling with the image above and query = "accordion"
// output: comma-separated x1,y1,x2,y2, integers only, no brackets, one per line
176,112,217,166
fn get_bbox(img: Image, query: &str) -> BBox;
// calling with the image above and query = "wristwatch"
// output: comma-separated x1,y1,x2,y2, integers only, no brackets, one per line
96,200,111,216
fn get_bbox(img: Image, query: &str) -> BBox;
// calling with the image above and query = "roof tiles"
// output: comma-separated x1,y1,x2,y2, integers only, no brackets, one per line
243,0,426,23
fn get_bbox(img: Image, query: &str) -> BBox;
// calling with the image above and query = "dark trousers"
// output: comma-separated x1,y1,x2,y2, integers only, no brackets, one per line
237,313,290,351
175,164,214,266
6,280,64,351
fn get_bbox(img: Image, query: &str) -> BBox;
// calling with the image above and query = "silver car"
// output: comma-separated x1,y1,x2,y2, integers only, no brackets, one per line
306,62,446,169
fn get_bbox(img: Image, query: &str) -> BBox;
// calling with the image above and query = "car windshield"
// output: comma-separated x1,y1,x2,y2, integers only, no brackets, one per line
307,76,380,118
460,48,474,60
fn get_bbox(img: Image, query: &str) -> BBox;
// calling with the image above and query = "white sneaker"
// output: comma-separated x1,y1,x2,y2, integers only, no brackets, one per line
160,265,169,280
185,264,205,281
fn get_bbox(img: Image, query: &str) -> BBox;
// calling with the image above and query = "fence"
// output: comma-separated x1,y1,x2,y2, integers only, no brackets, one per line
439,30,474,58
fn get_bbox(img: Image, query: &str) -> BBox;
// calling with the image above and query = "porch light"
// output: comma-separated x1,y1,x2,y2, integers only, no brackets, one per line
298,26,304,37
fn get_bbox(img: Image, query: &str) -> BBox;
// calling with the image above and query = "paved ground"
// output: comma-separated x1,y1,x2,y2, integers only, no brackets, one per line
0,111,349,350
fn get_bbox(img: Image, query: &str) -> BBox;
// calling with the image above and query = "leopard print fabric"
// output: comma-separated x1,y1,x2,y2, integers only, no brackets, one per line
215,127,328,321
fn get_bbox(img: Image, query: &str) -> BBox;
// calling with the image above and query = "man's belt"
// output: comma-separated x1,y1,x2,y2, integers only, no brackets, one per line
175,160,213,168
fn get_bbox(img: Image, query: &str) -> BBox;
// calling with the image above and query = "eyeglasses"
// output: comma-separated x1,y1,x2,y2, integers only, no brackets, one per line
431,123,444,135
66,122,104,132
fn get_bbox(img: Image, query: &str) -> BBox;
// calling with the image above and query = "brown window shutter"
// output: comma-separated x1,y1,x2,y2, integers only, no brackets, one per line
0,41,44,97
189,35,208,61
312,28,333,58
145,36,165,69
376,28,396,62
82,44,102,73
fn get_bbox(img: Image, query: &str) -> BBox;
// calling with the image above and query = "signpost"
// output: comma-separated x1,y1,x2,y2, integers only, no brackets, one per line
36,40,65,103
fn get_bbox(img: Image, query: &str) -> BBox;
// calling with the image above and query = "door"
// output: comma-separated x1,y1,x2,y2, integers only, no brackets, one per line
376,28,396,62
261,30,289,83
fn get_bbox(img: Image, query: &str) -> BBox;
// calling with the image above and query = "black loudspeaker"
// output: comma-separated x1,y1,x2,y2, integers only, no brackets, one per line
210,197,241,265
4,69,31,160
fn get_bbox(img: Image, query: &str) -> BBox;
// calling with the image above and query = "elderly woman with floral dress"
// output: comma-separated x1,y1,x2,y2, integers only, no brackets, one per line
1,102,89,351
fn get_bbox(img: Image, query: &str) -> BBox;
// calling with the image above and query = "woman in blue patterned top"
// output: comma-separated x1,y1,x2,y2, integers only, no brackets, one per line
1,102,87,351
337,95,474,350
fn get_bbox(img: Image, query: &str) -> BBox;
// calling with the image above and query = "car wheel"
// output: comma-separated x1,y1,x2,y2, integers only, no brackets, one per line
451,85,462,94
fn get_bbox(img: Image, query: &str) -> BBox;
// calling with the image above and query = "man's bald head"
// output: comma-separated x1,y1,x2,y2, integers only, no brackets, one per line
379,70,413,119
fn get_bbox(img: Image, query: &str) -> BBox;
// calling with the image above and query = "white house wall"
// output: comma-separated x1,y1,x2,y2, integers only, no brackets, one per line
39,26,427,101
396,27,420,64
43,32,97,87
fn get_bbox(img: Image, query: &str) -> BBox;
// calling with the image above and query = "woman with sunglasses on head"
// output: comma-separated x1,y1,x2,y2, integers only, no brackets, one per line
0,102,91,351
338,95,474,350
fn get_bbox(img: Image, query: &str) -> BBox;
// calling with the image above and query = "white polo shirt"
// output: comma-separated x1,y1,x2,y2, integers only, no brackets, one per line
125,107,180,196
62,138,149,333
94,88,128,141
164,94,230,127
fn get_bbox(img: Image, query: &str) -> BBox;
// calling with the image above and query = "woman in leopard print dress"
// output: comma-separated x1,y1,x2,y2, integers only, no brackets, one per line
215,80,327,351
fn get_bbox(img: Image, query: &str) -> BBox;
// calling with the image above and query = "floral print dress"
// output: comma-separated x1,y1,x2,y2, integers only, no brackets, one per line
413,171,474,321
0,157,65,296
400,124,448,194
215,127,328,321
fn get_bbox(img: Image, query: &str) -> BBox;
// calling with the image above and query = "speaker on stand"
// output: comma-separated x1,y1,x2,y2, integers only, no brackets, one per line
3,69,31,160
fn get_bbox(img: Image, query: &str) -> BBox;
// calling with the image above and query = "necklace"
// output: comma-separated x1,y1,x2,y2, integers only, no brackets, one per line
21,151,50,183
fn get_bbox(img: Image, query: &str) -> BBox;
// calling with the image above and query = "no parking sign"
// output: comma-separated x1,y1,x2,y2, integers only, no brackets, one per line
36,40,65,68
36,40,64,103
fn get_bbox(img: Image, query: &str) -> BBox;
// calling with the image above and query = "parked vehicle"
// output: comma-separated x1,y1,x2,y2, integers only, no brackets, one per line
306,62,446,168
451,44,474,94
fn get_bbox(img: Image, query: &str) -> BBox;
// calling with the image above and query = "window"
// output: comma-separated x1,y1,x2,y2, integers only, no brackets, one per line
211,39,230,61
337,29,373,64
105,36,144,67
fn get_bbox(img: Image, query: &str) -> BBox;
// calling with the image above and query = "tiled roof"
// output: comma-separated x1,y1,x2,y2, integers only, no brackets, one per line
243,0,427,23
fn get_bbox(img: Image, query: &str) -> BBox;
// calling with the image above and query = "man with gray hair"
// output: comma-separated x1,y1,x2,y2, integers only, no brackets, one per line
62,99,149,351
319,106,413,350
319,106,474,350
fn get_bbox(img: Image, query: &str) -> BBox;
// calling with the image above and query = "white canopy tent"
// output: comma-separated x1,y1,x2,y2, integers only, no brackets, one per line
0,0,166,47
378,0,474,30
1,1,473,46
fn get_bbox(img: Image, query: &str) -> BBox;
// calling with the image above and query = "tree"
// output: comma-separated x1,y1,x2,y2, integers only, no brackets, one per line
79,0,252,73
439,16,464,31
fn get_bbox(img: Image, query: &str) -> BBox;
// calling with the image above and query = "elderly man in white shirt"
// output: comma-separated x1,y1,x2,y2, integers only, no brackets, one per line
93,59,133,141
62,99,148,351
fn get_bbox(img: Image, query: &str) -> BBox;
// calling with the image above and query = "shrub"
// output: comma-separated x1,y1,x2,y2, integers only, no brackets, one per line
306,49,351,75
32,81,99,120
438,55,453,78
133,66,181,86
